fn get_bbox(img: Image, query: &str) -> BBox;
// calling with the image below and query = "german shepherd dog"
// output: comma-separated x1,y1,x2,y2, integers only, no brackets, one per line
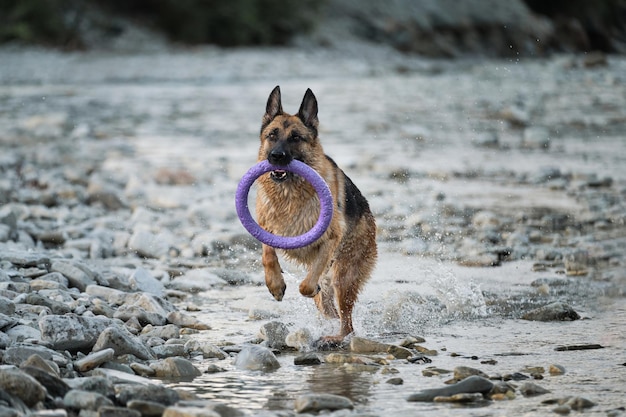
256,86,377,344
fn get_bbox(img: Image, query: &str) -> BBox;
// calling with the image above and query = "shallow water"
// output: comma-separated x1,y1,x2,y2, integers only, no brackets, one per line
174,251,626,416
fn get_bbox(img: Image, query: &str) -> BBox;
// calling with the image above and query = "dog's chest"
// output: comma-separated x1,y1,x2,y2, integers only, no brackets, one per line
259,179,323,225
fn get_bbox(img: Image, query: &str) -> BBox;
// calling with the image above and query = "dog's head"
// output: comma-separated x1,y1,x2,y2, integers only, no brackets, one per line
258,86,321,183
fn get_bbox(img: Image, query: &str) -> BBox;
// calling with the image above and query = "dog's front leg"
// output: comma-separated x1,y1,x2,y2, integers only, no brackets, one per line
299,242,335,298
262,244,286,301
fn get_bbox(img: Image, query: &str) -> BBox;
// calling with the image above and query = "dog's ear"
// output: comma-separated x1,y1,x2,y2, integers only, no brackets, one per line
263,86,283,126
298,88,319,131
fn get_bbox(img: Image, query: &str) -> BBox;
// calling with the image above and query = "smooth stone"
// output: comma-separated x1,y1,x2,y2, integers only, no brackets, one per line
233,345,280,371
129,267,164,296
386,377,404,385
166,311,210,330
20,353,61,376
519,381,551,397
521,302,580,321
294,393,354,413
141,324,180,340
152,344,187,359
74,348,115,372
183,340,227,360
294,353,322,366
150,357,202,379
285,328,313,350
350,336,412,359
549,364,566,375
0,367,47,406
407,375,494,402
3,344,66,367
453,366,489,381
63,389,114,410
20,365,70,399
50,261,96,291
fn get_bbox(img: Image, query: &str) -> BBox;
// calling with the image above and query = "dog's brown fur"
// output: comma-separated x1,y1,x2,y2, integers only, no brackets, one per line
255,86,377,343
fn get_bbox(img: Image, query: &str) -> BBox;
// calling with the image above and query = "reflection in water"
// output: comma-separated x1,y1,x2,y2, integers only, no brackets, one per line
305,362,373,406
170,355,374,412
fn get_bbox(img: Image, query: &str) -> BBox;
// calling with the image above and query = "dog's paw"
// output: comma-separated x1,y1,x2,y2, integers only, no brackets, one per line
268,282,286,301
298,282,321,298
315,336,347,351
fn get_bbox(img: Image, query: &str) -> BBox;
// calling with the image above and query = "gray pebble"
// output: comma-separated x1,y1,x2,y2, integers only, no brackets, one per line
521,302,580,322
294,393,354,413
234,345,280,371
407,375,494,402
63,389,113,410
0,367,47,407
92,326,155,360
519,381,551,397
74,348,115,373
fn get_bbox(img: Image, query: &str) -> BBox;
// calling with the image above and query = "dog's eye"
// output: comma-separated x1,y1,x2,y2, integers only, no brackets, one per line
267,131,278,142
290,134,303,142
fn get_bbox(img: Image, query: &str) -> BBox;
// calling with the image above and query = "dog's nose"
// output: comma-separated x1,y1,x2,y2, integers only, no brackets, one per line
269,149,289,165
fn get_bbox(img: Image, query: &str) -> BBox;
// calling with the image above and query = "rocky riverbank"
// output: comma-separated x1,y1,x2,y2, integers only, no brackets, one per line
0,44,625,416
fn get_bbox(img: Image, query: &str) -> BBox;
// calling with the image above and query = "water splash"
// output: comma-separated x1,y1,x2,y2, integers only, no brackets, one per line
430,266,488,318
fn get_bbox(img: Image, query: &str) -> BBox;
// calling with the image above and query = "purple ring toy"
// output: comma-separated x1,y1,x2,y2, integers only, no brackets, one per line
235,160,333,250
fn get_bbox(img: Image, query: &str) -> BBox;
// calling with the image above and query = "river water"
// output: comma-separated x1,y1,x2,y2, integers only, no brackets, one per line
1,45,625,415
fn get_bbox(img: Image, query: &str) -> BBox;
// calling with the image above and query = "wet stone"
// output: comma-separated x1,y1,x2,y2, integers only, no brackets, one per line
259,321,290,350
549,364,566,375
521,302,580,322
452,366,489,381
434,393,485,403
116,383,181,406
184,340,227,360
407,376,494,402
150,357,202,379
519,381,551,397
294,353,322,366
386,377,404,385
233,345,280,371
294,393,354,413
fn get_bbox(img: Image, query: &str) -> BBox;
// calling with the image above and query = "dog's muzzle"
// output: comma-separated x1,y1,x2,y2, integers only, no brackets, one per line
270,169,289,182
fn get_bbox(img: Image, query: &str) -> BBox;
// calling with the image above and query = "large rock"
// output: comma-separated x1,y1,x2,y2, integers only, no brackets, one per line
39,314,115,351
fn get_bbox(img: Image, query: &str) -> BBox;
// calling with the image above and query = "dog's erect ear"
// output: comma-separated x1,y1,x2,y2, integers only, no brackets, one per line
263,86,283,126
298,88,319,131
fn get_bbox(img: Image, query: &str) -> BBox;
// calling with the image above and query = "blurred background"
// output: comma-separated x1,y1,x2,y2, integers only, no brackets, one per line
1,0,625,56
